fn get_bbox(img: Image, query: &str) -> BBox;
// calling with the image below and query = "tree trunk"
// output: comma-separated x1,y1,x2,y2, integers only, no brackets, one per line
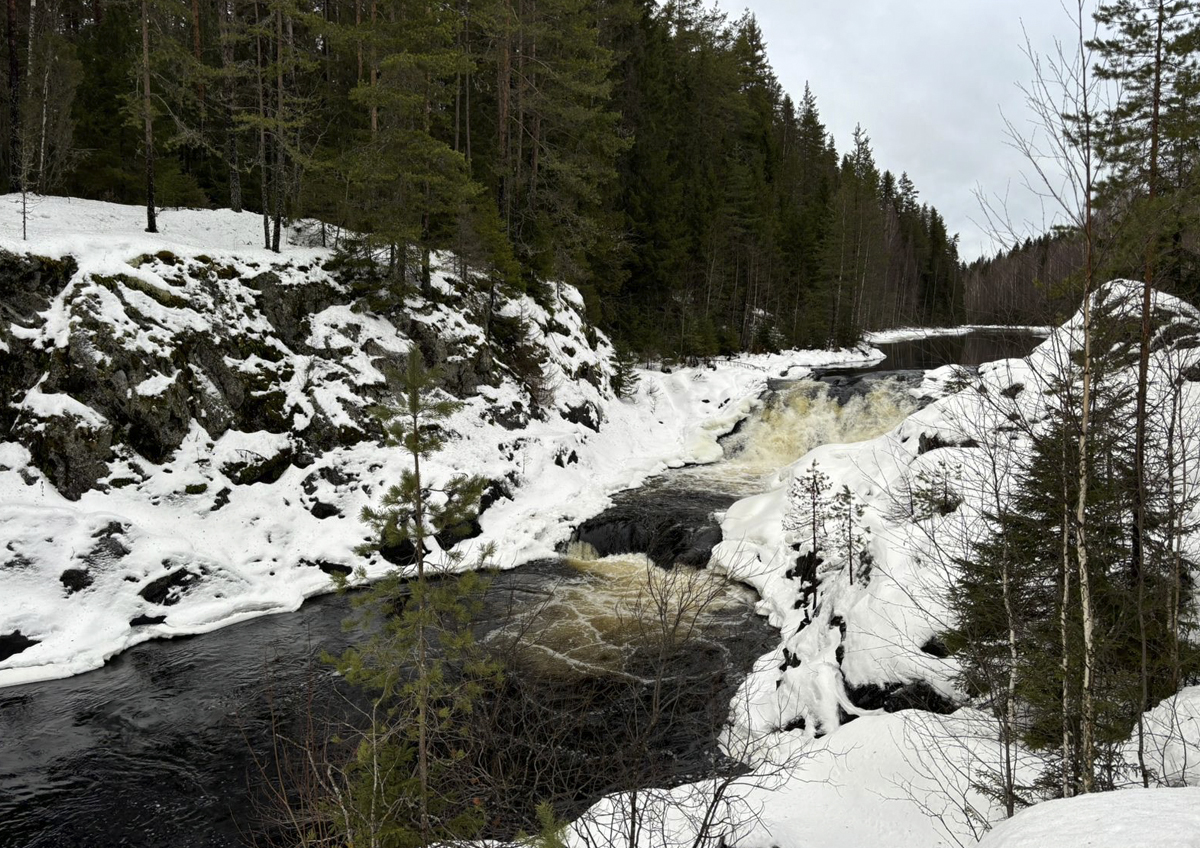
464,0,471,165
36,37,49,189
1132,2,1166,790
6,0,18,192
271,3,282,253
256,25,268,248
496,0,511,228
368,0,376,133
1071,1,1097,792
220,0,241,211
410,399,432,848
142,0,157,233
1061,472,1074,798
191,0,204,112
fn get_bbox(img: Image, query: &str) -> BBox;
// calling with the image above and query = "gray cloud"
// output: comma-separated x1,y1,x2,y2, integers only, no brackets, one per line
717,1,1086,261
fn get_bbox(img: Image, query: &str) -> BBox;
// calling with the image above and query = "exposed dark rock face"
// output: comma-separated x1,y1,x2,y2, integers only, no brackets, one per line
917,432,980,455
920,635,950,659
0,255,383,500
1,248,609,506
845,679,958,716
15,409,114,499
302,559,353,577
0,630,40,662
243,270,338,347
379,538,418,568
0,252,78,431
84,522,132,567
571,484,735,569
563,402,602,432
129,614,167,626
310,500,340,519
398,314,488,398
60,569,94,594
220,444,295,486
139,566,202,606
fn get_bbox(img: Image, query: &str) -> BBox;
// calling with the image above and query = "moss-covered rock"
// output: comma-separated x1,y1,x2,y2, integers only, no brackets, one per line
93,272,190,310
220,444,295,486
15,407,113,500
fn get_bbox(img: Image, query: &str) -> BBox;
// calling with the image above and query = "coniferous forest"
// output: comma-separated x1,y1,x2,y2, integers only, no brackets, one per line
0,0,966,356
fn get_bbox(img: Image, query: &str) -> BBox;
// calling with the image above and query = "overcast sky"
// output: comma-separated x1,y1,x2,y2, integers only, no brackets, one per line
713,1,1086,262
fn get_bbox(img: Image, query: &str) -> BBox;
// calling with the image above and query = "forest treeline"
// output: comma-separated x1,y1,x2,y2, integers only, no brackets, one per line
0,0,965,355
965,0,1200,327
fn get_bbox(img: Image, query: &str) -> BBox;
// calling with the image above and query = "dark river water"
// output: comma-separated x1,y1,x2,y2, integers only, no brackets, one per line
0,593,358,848
850,329,1049,374
0,329,1046,848
0,560,770,848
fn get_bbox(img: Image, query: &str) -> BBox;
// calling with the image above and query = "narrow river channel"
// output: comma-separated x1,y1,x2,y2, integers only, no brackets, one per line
0,331,1044,848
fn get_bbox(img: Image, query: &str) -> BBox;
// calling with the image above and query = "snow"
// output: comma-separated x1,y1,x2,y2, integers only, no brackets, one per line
10,197,1198,846
0,194,331,262
16,379,107,429
565,279,1200,848
133,371,178,397
1122,687,1200,787
710,281,1200,752
572,708,1048,848
0,195,885,688
977,788,1200,847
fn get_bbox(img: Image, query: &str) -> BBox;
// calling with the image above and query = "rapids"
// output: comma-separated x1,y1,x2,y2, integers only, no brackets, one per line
0,329,1046,848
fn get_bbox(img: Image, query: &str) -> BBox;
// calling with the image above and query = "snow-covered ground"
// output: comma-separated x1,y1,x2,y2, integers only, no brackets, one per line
0,195,884,688
9,197,1194,847
978,788,1200,847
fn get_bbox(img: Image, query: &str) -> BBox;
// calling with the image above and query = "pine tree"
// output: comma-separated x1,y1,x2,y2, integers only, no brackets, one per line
335,347,500,847
829,483,870,585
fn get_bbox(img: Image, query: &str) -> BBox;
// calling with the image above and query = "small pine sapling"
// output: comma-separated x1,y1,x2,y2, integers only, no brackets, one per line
830,484,871,585
333,347,501,847
788,461,833,619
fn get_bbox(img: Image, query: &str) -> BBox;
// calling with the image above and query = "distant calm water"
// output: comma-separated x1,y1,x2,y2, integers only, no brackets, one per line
848,329,1047,373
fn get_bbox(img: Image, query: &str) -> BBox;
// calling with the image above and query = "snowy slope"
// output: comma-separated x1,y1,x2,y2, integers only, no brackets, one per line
0,195,884,687
715,281,1200,743
865,325,1053,344
977,788,1200,848
668,281,1200,846
566,281,1200,848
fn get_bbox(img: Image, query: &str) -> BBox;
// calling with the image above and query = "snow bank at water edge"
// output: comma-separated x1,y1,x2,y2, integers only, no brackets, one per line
0,195,883,688
717,281,1200,743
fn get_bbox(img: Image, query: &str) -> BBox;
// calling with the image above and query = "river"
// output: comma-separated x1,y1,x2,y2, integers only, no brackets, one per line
0,330,1044,848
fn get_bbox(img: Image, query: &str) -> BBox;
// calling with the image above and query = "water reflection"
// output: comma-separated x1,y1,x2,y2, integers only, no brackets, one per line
846,330,1047,374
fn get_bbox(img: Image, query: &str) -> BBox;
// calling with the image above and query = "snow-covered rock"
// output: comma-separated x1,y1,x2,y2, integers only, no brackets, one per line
0,195,883,687
717,279,1200,746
